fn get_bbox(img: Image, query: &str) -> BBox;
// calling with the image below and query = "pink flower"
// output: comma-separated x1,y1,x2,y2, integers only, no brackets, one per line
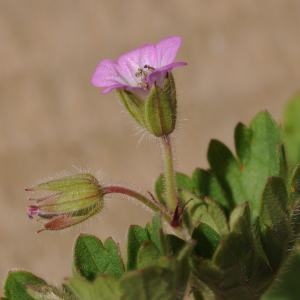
92,36,186,94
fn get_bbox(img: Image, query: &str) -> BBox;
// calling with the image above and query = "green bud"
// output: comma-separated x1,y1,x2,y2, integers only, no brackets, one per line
26,173,103,232
144,73,177,137
118,73,177,137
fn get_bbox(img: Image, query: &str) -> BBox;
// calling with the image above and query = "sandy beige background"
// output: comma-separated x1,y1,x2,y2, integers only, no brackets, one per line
1,0,300,292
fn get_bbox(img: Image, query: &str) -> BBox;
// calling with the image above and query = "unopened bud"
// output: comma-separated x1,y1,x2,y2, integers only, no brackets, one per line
26,174,103,232
144,73,177,137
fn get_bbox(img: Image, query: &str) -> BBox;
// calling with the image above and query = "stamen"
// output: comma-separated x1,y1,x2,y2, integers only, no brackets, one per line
135,65,155,89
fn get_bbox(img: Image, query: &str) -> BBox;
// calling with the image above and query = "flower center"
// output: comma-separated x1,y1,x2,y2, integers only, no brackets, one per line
135,64,155,89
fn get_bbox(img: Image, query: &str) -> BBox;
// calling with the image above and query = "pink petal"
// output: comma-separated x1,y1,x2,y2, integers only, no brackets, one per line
117,44,157,86
91,59,126,88
155,36,182,67
147,61,187,85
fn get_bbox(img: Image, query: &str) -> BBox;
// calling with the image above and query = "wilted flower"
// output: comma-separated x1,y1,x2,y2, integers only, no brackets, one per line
92,36,186,137
26,174,103,232
91,36,186,94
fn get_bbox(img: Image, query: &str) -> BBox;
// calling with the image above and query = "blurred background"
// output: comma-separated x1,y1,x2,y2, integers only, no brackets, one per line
1,0,300,291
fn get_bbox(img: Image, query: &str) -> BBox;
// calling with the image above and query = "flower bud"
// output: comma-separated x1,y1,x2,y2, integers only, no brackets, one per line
118,72,177,137
26,174,103,232
144,73,177,137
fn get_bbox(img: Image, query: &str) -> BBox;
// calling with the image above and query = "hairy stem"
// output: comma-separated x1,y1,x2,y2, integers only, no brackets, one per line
103,185,172,222
161,135,177,210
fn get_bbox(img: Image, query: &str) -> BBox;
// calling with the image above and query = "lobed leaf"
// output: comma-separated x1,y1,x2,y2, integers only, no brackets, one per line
4,271,47,300
74,234,124,281
206,111,284,217
259,177,291,269
67,275,120,300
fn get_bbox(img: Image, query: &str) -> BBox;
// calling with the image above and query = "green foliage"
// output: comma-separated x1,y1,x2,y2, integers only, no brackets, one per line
207,112,284,216
263,252,300,300
67,276,120,300
5,96,300,300
4,271,46,300
282,94,300,167
66,215,192,300
74,234,124,281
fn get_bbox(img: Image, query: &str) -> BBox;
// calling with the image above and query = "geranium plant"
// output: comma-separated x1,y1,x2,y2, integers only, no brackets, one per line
2,36,300,300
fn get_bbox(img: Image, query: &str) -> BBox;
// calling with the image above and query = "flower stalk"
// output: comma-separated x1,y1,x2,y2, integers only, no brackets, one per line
161,135,178,211
103,185,172,222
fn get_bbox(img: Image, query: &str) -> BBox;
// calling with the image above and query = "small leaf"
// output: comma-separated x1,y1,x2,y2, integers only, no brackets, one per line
192,168,231,210
146,214,165,255
4,271,46,300
120,266,176,300
121,242,193,300
192,223,220,259
127,225,149,270
259,177,291,269
180,190,228,235
67,275,120,300
137,241,160,268
165,234,186,256
234,122,252,164
74,234,124,281
208,139,244,208
213,202,252,270
262,251,300,300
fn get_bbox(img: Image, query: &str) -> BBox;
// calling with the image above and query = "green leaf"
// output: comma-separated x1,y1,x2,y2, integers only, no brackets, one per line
137,241,160,268
207,111,284,217
155,172,193,205
192,223,220,259
259,177,291,269
121,242,193,300
192,168,230,210
208,139,244,208
74,234,124,281
165,234,186,256
4,271,46,300
145,214,165,255
191,258,224,296
120,266,176,300
190,203,272,299
262,251,300,300
235,122,253,164
213,202,252,270
67,275,120,300
289,164,300,204
282,94,300,167
127,225,149,270
180,190,228,235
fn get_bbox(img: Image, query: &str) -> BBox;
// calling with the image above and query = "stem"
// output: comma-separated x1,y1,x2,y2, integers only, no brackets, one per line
103,186,172,222
161,135,177,210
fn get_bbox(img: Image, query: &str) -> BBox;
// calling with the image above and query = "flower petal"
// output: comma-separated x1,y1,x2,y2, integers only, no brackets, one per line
116,44,157,87
147,61,187,86
155,36,182,67
91,59,127,89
